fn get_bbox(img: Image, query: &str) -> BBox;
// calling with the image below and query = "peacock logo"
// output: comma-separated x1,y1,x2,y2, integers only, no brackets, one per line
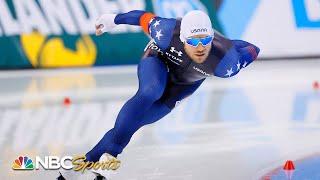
12,156,34,170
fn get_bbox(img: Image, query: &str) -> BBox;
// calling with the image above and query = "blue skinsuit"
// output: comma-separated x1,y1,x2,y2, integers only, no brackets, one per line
86,10,260,162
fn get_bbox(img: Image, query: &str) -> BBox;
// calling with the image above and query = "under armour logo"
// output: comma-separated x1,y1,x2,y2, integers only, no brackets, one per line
175,101,182,107
170,47,183,57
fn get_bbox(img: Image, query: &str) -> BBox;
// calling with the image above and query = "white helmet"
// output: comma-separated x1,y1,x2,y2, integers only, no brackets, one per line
180,10,214,42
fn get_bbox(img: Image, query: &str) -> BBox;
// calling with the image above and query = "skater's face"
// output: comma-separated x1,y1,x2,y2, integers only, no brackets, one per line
184,34,212,63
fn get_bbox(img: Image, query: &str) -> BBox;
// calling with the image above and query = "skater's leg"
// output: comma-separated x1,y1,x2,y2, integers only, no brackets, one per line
138,79,205,126
89,79,206,160
86,57,168,162
139,101,171,126
92,101,172,160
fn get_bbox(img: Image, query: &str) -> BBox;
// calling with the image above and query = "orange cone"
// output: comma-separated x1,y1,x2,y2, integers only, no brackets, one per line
63,97,71,106
283,160,295,170
314,81,319,90
283,160,295,180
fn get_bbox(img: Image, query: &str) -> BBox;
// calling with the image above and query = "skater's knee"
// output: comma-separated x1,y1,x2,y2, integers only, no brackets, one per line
137,85,164,102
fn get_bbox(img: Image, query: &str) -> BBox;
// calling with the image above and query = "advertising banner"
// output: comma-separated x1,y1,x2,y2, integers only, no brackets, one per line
0,0,220,69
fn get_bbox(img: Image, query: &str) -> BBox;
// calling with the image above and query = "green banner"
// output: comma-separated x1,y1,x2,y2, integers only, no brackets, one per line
0,0,221,69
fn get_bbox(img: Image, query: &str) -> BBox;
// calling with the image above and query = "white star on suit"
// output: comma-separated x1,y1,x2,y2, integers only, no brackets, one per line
242,61,248,68
155,30,163,40
225,68,234,77
153,20,161,28
237,61,241,71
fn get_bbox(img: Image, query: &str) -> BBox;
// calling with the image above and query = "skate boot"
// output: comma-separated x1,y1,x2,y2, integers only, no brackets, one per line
91,153,121,179
57,157,97,180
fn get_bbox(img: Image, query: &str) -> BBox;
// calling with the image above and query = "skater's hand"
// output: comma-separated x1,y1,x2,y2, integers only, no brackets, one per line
95,14,117,36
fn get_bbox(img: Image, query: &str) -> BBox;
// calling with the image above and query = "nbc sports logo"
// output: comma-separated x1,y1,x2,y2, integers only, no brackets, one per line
12,156,34,170
12,156,73,170
11,155,119,172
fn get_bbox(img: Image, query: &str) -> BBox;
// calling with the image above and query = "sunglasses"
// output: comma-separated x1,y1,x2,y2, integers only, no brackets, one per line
186,36,213,47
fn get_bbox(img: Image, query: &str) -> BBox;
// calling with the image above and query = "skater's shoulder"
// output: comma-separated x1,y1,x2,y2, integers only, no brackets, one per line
148,17,177,50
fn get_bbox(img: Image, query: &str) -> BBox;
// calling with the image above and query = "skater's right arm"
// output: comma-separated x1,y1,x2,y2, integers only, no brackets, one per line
95,10,176,50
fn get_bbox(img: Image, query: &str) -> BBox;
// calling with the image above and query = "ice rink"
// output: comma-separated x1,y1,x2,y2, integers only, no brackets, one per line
0,59,320,180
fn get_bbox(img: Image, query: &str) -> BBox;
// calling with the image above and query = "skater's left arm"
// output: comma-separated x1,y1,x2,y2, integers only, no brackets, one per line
95,10,176,49
214,40,260,78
